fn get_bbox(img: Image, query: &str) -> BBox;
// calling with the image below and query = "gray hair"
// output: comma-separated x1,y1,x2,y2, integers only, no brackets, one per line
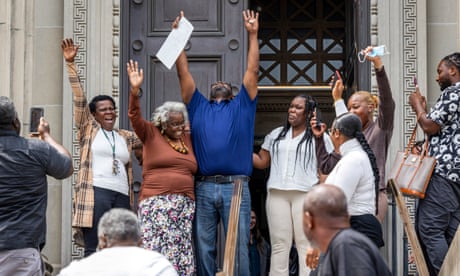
97,208,140,244
0,96,17,126
151,101,189,127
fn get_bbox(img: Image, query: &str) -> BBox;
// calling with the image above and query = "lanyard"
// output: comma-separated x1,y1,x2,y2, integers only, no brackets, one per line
101,129,119,175
101,129,116,159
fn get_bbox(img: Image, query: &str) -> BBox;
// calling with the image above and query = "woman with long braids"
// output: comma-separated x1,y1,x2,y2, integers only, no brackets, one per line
253,94,334,275
324,112,383,248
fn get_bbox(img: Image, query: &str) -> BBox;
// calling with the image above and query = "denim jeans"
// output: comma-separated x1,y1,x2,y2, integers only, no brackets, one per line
82,187,130,257
194,180,251,276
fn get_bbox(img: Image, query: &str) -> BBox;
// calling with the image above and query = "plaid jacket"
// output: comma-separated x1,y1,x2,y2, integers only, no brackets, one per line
66,62,141,228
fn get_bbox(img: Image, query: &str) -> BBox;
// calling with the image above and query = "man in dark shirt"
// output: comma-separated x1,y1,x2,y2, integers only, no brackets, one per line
303,184,391,276
0,96,73,275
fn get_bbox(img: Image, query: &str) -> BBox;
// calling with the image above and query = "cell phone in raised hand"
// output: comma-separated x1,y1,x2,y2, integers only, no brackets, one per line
336,70,342,81
331,70,342,89
315,107,322,130
30,107,44,134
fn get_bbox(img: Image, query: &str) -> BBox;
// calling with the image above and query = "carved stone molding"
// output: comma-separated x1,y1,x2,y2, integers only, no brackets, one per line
112,0,120,98
402,0,418,274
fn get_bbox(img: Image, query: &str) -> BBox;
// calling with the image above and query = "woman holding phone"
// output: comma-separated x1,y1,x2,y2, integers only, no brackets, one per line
253,94,334,275
316,47,395,223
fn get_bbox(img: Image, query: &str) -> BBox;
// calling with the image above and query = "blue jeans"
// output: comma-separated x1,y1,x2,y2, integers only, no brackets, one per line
82,187,130,257
194,180,251,276
416,174,460,275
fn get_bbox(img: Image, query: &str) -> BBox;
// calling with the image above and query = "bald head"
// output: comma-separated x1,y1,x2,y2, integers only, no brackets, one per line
303,184,350,251
303,184,348,219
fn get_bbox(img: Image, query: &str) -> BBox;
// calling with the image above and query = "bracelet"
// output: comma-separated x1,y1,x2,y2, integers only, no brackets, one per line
417,111,426,122
132,88,143,97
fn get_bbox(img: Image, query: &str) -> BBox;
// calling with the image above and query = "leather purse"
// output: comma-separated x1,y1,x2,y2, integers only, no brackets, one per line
388,124,436,199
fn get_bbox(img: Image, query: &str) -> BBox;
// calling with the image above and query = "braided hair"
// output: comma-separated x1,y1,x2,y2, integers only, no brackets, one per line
332,112,380,215
442,52,460,72
272,95,317,171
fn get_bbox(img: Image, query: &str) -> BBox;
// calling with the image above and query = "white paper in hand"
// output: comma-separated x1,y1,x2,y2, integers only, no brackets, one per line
156,17,194,70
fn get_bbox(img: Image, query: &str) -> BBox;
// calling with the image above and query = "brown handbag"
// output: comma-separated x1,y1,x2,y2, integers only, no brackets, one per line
388,124,436,199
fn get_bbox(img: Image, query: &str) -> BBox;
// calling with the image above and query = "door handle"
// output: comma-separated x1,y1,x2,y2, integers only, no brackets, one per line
132,40,144,51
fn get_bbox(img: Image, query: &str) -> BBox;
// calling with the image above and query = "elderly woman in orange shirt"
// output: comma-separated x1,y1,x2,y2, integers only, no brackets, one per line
127,60,197,275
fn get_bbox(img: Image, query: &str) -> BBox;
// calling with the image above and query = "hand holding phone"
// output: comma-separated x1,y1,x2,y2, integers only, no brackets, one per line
30,107,44,134
331,70,342,88
331,70,344,101
336,70,342,81
315,108,322,130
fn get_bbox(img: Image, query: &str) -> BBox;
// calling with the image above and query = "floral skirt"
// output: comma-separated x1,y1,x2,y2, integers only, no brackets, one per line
138,194,195,275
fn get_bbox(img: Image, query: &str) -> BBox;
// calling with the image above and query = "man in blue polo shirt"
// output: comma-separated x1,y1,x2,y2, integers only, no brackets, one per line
174,10,259,276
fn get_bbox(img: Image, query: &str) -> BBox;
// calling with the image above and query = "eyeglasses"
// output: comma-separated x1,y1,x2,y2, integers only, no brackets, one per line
168,121,186,129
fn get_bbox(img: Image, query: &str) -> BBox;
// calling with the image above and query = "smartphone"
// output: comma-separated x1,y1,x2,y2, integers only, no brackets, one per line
331,70,342,88
30,107,44,133
315,107,322,130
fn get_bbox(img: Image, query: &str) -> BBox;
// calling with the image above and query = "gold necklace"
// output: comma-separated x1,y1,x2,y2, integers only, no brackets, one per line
164,135,189,154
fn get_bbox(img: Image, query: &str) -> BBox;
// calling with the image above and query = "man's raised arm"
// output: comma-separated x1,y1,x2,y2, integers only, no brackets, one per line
174,11,196,104
242,10,259,101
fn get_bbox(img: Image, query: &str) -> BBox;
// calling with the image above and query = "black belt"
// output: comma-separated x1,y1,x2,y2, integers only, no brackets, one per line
195,175,250,184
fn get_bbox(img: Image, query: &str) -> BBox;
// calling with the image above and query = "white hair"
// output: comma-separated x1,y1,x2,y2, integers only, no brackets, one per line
97,208,140,244
151,101,189,127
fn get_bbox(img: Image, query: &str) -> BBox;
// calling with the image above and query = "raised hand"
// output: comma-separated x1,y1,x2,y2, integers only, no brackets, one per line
243,10,259,33
331,78,344,102
362,46,383,70
127,59,144,92
409,86,425,111
61,38,79,63
172,11,185,29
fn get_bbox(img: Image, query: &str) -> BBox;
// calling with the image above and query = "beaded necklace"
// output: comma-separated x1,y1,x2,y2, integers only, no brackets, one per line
164,135,189,154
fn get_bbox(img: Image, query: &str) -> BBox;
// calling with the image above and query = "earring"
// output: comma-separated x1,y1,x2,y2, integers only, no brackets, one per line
161,128,165,135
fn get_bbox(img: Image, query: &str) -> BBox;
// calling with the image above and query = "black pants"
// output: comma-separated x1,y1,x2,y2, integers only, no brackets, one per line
416,174,460,275
82,187,130,257
350,214,384,248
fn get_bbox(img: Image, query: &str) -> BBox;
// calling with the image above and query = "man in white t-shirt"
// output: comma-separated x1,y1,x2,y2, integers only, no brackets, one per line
59,208,177,276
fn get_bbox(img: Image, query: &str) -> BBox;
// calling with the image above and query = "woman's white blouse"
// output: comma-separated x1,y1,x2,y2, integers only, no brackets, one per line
325,138,376,216
262,126,334,192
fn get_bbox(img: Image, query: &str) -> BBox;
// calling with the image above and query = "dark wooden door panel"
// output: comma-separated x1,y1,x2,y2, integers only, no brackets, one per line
149,56,222,106
121,0,246,128
150,1,221,33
